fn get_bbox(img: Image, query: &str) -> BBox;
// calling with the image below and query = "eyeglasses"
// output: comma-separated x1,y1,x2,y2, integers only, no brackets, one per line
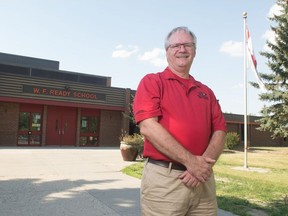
168,43,195,50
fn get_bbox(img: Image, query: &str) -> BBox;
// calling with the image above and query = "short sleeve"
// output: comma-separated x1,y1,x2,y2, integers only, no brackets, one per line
209,90,227,132
133,73,162,124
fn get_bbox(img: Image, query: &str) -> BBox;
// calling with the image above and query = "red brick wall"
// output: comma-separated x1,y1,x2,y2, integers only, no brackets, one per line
0,102,18,145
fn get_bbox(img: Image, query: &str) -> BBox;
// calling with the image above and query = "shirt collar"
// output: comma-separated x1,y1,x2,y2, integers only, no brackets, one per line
163,67,200,88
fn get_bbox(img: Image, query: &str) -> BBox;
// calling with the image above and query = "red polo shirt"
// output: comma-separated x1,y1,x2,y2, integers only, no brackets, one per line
133,67,227,161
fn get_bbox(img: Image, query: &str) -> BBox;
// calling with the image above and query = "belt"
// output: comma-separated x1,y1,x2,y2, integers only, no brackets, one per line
148,158,186,171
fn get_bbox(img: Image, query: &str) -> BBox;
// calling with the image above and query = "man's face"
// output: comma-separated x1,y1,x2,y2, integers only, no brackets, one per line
166,30,196,73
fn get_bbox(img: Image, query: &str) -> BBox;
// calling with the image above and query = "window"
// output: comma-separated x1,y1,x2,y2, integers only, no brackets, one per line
31,113,41,131
81,116,98,133
80,116,99,146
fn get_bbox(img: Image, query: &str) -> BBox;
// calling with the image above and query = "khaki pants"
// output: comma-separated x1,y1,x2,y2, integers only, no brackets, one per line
141,161,218,216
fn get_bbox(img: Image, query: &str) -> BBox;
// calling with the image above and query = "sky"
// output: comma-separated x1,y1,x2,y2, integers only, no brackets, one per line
0,0,281,115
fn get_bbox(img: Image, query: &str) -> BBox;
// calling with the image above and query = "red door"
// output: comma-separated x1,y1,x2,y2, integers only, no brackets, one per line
46,106,77,145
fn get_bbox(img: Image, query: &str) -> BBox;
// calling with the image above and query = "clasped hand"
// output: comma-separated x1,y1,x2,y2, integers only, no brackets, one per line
179,155,215,187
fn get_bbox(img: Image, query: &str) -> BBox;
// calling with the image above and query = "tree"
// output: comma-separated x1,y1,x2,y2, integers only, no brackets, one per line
251,0,288,139
122,93,139,134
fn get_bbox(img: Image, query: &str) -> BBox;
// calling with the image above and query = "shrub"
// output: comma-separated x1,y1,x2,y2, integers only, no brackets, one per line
225,132,240,149
121,133,144,159
122,133,144,146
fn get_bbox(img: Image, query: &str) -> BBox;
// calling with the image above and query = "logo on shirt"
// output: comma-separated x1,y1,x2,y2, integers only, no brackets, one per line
197,91,208,99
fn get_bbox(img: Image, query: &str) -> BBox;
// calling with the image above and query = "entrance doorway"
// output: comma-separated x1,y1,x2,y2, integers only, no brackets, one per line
46,106,77,145
18,104,43,146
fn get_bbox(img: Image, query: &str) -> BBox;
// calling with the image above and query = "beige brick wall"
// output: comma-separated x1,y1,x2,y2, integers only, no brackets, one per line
250,124,283,146
0,102,19,145
227,122,284,147
99,110,123,147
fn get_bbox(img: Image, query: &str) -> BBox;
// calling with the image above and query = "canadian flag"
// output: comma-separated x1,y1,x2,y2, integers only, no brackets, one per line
246,24,266,91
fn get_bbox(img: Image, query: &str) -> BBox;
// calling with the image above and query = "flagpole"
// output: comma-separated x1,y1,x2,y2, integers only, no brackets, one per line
243,12,248,169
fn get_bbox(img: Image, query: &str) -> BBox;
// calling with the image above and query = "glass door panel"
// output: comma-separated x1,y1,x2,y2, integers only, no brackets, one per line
18,112,42,145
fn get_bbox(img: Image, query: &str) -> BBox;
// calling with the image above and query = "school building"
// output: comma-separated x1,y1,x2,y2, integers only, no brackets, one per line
0,52,286,148
0,52,131,147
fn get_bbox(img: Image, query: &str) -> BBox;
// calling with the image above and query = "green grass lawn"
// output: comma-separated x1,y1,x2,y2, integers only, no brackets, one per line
122,147,288,216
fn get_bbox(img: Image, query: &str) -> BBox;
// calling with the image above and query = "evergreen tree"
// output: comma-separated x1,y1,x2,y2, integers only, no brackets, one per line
251,0,288,139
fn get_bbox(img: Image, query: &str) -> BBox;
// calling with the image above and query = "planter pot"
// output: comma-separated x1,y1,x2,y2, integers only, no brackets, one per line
120,142,138,161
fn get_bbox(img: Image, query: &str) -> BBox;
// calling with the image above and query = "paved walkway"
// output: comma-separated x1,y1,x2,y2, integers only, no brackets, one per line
0,147,237,216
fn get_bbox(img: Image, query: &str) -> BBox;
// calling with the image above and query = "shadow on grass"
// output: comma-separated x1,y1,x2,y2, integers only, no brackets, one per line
248,147,276,152
222,149,237,154
224,147,278,154
217,195,288,216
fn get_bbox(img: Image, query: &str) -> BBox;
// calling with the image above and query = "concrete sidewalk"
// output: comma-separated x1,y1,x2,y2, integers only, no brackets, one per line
0,147,236,216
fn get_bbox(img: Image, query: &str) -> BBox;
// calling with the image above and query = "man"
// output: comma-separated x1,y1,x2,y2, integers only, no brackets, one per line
133,26,227,216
